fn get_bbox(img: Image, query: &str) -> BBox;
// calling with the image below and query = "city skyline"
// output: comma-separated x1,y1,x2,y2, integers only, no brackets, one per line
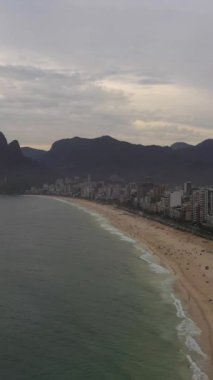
0,0,213,148
29,177,213,231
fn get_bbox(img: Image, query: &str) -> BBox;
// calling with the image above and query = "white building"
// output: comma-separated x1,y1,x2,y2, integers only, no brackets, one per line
170,191,182,208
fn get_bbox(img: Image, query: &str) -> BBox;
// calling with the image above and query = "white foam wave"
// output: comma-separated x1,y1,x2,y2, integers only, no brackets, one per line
187,355,209,380
140,252,170,274
64,201,136,244
158,277,177,302
171,293,186,319
177,319,200,337
55,199,170,272
55,198,173,276
99,222,136,243
171,293,209,379
186,337,207,359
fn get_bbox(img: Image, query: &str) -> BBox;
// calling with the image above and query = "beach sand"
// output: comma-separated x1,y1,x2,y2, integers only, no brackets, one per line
66,198,213,378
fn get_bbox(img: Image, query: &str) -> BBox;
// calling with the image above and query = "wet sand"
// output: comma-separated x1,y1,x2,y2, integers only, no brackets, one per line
68,198,213,378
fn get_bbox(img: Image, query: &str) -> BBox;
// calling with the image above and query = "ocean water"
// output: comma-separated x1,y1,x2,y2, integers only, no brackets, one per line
0,195,208,380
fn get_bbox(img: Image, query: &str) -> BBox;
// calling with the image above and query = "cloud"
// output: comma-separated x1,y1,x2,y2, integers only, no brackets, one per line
0,0,212,146
96,74,213,132
0,64,131,145
133,120,212,145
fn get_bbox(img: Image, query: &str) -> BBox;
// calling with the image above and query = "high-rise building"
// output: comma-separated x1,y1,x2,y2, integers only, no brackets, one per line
184,181,192,196
192,189,208,223
182,201,192,222
207,188,213,215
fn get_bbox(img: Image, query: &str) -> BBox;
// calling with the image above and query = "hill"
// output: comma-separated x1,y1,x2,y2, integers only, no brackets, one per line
171,142,193,151
31,135,213,185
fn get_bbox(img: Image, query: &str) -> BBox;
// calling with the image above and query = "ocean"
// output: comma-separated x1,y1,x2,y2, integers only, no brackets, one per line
0,195,208,379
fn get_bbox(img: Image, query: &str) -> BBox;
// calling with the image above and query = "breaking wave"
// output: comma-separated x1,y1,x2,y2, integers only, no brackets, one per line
172,294,209,379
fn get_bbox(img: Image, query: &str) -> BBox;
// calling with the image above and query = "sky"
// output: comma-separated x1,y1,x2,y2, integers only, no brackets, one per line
0,0,212,149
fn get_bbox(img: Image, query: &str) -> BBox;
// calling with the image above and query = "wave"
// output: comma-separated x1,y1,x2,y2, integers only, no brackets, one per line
187,355,209,380
99,221,136,243
177,318,200,337
171,294,209,379
65,200,137,244
139,251,170,274
185,337,207,359
171,293,186,319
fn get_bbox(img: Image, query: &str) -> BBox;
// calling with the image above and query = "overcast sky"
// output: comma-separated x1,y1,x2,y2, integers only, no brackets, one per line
0,0,212,148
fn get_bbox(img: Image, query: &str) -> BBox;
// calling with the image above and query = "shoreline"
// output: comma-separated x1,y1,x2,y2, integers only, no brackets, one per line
60,197,213,379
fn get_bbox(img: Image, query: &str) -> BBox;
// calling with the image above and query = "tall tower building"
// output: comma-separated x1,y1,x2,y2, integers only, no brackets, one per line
192,189,208,223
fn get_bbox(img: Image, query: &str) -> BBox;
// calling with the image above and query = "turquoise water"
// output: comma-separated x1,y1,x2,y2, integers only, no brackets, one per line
0,196,207,379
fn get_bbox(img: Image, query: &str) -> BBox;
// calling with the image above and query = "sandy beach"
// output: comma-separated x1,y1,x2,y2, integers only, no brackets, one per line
63,197,213,378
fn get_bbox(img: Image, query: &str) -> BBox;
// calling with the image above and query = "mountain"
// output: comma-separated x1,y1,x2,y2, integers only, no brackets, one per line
171,142,193,151
36,135,213,185
17,135,213,185
0,132,52,193
21,147,46,161
41,135,171,182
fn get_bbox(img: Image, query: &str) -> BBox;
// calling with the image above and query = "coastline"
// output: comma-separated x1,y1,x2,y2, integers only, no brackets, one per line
59,197,213,379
